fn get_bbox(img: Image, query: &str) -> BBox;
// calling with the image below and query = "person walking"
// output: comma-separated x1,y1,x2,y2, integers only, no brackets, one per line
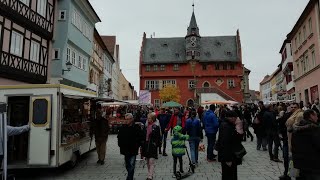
117,113,144,180
166,107,186,132
278,105,293,180
171,125,189,178
203,104,219,162
216,110,243,180
264,104,282,162
252,101,267,151
243,105,254,141
185,109,203,165
157,108,170,156
142,112,161,180
90,104,110,165
0,124,30,165
292,109,320,180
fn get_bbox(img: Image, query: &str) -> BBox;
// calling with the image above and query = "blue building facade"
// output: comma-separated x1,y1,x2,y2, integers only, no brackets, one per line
51,0,100,88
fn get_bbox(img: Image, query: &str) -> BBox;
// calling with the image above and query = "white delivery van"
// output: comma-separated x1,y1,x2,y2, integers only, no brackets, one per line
0,84,112,169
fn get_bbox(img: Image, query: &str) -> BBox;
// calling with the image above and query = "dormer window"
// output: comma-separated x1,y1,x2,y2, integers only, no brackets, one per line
226,51,232,56
215,41,222,47
175,53,180,58
150,53,156,59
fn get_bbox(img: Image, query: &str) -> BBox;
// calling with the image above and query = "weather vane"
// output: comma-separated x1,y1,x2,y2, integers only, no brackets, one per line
192,0,195,12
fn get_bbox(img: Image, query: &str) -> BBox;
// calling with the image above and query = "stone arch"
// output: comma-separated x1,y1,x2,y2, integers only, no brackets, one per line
203,81,211,88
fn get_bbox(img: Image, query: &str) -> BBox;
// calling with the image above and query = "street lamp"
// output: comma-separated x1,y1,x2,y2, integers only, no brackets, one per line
62,61,72,75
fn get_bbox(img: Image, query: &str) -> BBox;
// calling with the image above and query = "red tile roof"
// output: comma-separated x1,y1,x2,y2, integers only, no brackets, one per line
101,36,116,55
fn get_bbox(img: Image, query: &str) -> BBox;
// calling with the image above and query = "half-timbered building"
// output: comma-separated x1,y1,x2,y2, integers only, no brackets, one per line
0,0,55,84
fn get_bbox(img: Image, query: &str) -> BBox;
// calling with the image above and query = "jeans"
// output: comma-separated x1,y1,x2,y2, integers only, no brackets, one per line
256,135,267,150
189,139,200,164
159,131,168,153
206,133,217,160
267,133,281,159
173,156,183,173
124,155,136,180
221,162,238,180
282,139,289,175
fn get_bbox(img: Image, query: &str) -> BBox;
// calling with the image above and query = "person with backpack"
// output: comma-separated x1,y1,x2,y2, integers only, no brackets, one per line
185,109,203,165
171,125,189,178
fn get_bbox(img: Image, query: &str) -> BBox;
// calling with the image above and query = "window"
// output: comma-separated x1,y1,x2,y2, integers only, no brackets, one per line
58,10,67,21
298,32,301,46
82,57,87,71
145,80,159,90
162,80,176,88
53,48,60,59
153,65,158,71
203,82,210,88
230,64,235,70
72,9,92,40
309,18,312,35
188,80,195,89
78,55,82,69
294,38,297,50
71,50,76,65
202,64,207,70
30,41,40,63
227,79,235,88
223,63,227,70
303,26,306,41
146,65,151,72
215,63,220,70
305,54,309,72
37,0,47,17
312,50,316,68
10,31,23,57
160,65,165,71
154,99,160,108
122,84,126,90
175,53,180,58
296,62,300,76
173,64,179,71
19,0,29,6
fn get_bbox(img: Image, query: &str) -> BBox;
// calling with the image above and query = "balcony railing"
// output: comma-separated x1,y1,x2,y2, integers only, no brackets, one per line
0,0,54,38
0,51,47,83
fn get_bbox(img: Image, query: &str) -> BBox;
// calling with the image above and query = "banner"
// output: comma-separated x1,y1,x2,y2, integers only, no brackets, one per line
139,90,151,105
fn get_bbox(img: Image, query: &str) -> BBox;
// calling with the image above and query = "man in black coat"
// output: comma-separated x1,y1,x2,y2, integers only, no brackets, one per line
264,104,282,162
118,113,144,180
216,110,243,180
292,109,320,180
278,106,293,180
253,101,267,150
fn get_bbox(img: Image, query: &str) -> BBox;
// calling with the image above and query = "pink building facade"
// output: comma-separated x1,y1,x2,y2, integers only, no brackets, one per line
288,0,320,104
0,0,56,85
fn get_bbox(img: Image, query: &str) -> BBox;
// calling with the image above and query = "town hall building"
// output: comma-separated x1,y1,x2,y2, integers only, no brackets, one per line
139,10,249,107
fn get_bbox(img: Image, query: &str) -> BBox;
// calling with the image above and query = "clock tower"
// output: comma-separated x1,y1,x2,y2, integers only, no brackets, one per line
186,8,201,61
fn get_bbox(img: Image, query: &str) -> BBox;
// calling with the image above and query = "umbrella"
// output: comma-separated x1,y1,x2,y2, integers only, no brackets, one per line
162,101,182,107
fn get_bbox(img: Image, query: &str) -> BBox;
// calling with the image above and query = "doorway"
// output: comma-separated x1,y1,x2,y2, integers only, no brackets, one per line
7,96,30,163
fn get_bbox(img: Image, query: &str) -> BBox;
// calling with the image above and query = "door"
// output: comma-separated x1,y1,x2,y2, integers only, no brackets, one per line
28,95,52,165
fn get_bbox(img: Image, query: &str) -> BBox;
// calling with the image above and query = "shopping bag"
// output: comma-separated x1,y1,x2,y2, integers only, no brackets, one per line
288,160,300,177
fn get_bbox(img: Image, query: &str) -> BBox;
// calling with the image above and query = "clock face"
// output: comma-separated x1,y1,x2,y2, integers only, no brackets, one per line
190,36,196,42
191,42,196,47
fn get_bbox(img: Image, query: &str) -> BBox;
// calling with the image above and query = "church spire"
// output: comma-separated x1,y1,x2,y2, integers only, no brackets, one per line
186,3,200,37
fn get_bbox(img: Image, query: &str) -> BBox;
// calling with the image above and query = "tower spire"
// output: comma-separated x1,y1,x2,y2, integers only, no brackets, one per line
186,2,200,37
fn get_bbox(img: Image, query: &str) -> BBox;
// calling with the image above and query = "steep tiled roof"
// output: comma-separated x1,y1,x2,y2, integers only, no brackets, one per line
142,36,238,64
101,36,116,55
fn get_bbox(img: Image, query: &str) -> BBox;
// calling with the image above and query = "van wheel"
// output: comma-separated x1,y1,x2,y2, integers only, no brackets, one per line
67,152,79,169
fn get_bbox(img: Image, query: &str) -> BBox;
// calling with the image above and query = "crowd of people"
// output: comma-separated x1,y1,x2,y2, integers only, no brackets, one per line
88,98,320,180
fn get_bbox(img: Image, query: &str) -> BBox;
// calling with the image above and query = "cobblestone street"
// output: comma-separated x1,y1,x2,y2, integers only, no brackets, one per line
15,129,284,180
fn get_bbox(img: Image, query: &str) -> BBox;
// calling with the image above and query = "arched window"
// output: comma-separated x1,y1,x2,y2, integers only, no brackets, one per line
203,81,210,88
187,99,194,107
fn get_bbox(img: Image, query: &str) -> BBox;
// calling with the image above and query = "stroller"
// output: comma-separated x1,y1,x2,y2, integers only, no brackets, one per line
175,146,195,180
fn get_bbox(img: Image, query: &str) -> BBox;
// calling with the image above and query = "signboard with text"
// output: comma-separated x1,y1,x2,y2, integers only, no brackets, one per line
139,90,151,105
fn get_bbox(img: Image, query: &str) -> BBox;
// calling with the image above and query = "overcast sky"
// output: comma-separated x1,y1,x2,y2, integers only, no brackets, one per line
90,0,309,92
